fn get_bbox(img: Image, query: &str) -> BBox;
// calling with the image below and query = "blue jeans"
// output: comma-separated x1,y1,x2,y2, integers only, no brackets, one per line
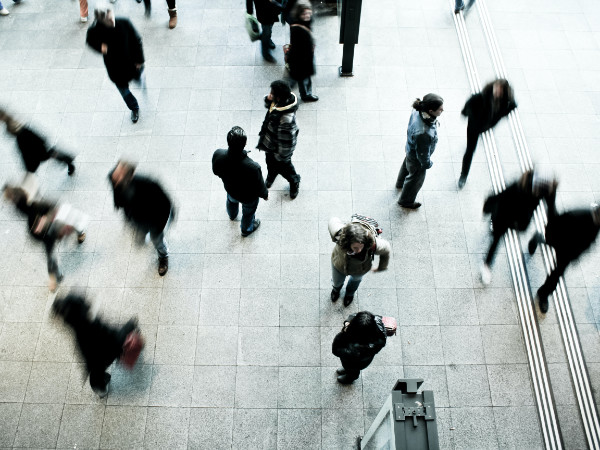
331,264,364,297
455,0,464,9
226,194,259,234
115,66,145,111
260,23,273,56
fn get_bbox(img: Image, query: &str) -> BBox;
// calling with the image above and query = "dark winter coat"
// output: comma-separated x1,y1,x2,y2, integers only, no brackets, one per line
405,110,438,169
332,316,386,370
288,22,315,81
461,88,517,134
15,127,54,173
14,196,59,254
246,0,282,25
110,174,172,235
86,18,145,86
257,93,299,161
212,148,269,203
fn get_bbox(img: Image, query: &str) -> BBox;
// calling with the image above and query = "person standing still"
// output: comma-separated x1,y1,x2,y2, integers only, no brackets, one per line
212,127,269,237
246,0,282,63
396,94,444,209
257,80,301,199
287,1,318,102
86,5,145,123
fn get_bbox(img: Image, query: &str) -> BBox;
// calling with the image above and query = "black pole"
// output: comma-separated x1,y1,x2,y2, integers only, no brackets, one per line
339,42,355,77
338,0,362,77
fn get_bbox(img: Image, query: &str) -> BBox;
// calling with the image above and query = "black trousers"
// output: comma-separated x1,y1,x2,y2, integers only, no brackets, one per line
485,224,509,266
461,124,481,178
340,356,374,381
397,155,427,204
265,152,300,184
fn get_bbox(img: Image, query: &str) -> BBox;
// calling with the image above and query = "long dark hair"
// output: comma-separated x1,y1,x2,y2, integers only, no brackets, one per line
345,311,382,344
337,223,375,253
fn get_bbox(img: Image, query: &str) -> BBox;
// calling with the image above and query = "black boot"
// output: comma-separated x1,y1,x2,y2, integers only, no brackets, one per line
537,289,549,314
337,374,355,384
331,288,340,302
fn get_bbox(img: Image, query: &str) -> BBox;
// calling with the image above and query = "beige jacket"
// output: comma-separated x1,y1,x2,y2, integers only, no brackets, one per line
328,217,391,276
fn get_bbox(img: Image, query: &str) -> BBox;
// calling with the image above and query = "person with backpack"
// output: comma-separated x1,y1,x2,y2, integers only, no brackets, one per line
328,216,391,306
332,311,387,384
212,126,269,237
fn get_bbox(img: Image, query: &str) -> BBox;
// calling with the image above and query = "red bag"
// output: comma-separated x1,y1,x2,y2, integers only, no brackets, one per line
120,331,145,370
381,316,397,336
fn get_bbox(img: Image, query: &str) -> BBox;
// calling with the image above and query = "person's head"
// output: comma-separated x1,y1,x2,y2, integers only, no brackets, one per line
94,4,115,27
412,93,444,117
3,184,27,205
293,0,313,22
227,126,247,152
345,311,380,344
52,294,92,327
518,169,557,199
338,223,375,255
268,80,292,104
110,160,136,188
0,109,23,136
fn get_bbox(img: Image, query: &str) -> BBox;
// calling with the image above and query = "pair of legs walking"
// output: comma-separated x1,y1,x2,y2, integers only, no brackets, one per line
337,356,374,384
226,194,259,236
265,153,301,198
396,155,427,208
331,264,363,306
116,66,145,122
260,23,275,61
458,125,480,188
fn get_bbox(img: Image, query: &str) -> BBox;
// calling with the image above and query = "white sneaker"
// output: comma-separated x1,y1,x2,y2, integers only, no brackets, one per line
0,8,9,15
80,16,88,22
480,264,492,286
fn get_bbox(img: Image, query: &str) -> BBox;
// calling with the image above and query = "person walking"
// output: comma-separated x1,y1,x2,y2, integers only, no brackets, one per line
332,311,387,384
257,80,301,199
529,201,600,314
52,293,142,398
212,126,269,237
86,5,145,123
0,109,76,176
458,78,516,189
109,0,176,26
481,170,557,285
328,217,391,306
287,1,318,102
454,0,475,14
108,160,173,276
246,0,282,62
396,94,444,209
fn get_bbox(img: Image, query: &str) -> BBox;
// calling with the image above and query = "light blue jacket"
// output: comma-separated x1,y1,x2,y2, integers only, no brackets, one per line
405,109,438,169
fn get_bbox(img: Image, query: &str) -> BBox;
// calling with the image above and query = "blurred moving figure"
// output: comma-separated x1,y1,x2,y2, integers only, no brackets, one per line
332,311,387,384
0,109,75,176
212,126,269,237
287,1,318,102
109,160,173,276
455,0,474,14
110,0,177,27
3,185,88,291
246,0,282,62
328,217,390,306
52,293,142,398
458,78,516,189
257,80,301,199
529,201,600,314
481,170,557,285
396,94,444,209
86,5,145,123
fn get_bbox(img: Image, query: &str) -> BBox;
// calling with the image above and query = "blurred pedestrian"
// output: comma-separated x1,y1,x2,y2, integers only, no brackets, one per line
481,170,557,285
0,109,75,176
86,5,145,123
287,1,318,102
332,311,387,384
529,201,600,313
246,0,282,62
396,94,444,209
3,185,88,291
257,80,301,199
455,0,474,14
212,126,269,237
328,217,391,306
52,293,142,398
110,0,175,26
458,78,516,189
108,160,173,276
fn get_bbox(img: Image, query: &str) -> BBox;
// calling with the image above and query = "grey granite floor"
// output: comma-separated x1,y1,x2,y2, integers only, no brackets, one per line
0,0,600,448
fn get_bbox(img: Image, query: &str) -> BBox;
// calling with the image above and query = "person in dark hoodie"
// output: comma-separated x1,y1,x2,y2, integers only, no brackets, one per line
3,185,87,291
458,78,516,189
246,0,283,63
52,293,140,398
213,126,269,237
257,80,301,199
529,200,600,314
108,160,173,276
481,170,557,286
86,5,145,123
332,311,387,384
287,1,318,102
0,109,75,176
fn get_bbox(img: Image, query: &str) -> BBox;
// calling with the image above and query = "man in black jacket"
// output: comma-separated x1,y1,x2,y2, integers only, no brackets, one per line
529,201,600,314
246,0,282,62
109,160,173,275
213,127,269,237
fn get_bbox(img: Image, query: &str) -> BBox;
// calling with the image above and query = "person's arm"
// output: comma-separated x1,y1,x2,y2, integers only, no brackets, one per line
461,94,475,117
373,237,391,271
415,132,433,169
85,25,103,54
128,21,145,65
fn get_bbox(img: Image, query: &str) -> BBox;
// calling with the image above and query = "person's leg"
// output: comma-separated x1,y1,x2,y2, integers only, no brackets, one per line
89,369,111,397
396,157,408,189
331,263,346,293
79,0,88,19
537,254,569,313
459,124,480,186
143,0,151,16
278,159,301,199
398,157,427,206
226,194,240,220
115,84,139,111
260,23,274,60
528,232,545,255
455,0,465,12
150,230,169,275
344,274,364,297
484,227,504,267
50,148,75,175
240,198,259,235
166,0,177,28
265,152,279,186
166,0,175,8
298,78,308,98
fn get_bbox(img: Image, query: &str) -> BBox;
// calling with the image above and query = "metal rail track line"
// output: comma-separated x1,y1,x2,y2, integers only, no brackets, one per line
451,4,563,449
475,1,600,448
